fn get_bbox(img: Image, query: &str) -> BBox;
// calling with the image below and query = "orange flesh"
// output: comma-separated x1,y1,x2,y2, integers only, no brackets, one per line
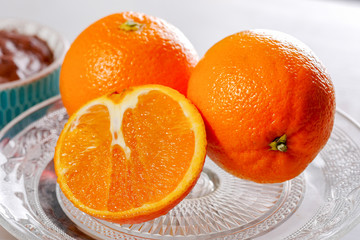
59,90,195,212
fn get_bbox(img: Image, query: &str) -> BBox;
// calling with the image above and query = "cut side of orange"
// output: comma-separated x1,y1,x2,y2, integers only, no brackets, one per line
54,84,206,224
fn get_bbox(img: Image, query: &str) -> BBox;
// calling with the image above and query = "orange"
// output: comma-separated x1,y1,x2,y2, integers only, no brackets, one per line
54,84,206,223
187,30,335,183
60,12,198,116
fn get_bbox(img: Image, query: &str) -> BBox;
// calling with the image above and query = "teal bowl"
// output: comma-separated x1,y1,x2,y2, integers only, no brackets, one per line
0,19,68,129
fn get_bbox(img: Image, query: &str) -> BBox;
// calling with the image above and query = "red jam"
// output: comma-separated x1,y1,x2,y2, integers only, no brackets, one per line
0,30,54,84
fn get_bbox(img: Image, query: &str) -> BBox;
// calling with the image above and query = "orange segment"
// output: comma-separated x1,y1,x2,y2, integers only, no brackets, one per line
60,104,112,210
55,84,206,223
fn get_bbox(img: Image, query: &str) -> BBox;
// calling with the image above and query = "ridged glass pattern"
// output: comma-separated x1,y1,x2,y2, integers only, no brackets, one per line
0,98,359,239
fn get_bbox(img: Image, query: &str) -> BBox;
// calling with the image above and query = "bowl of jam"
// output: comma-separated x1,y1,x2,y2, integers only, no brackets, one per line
0,18,68,129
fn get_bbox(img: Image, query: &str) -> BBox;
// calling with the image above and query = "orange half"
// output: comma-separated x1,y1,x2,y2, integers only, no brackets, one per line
54,85,206,223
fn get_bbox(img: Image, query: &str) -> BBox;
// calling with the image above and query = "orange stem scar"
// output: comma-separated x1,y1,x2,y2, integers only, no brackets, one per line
269,134,287,152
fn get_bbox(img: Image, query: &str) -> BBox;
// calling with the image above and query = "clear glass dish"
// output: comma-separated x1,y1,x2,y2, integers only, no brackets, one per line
0,96,360,239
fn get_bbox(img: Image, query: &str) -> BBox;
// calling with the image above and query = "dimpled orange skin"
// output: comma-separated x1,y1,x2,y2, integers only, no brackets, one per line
60,12,198,115
187,30,336,183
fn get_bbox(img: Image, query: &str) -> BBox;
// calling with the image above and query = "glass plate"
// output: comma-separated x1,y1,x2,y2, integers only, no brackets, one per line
0,96,360,239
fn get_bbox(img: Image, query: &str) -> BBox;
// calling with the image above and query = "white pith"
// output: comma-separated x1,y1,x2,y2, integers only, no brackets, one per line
70,88,152,160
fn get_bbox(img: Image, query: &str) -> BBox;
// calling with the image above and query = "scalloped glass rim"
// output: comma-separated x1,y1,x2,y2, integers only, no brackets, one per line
0,96,360,239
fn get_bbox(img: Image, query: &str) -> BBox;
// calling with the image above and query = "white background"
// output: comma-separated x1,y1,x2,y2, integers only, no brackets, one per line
1,0,360,239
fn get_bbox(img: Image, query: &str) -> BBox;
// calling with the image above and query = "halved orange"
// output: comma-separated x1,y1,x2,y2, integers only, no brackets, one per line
54,84,206,224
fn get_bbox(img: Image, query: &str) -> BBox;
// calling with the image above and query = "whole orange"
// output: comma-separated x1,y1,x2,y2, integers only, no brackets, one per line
60,12,198,115
187,30,336,183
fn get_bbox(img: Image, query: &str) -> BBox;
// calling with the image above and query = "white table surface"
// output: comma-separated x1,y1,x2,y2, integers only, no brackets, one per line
1,0,360,239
